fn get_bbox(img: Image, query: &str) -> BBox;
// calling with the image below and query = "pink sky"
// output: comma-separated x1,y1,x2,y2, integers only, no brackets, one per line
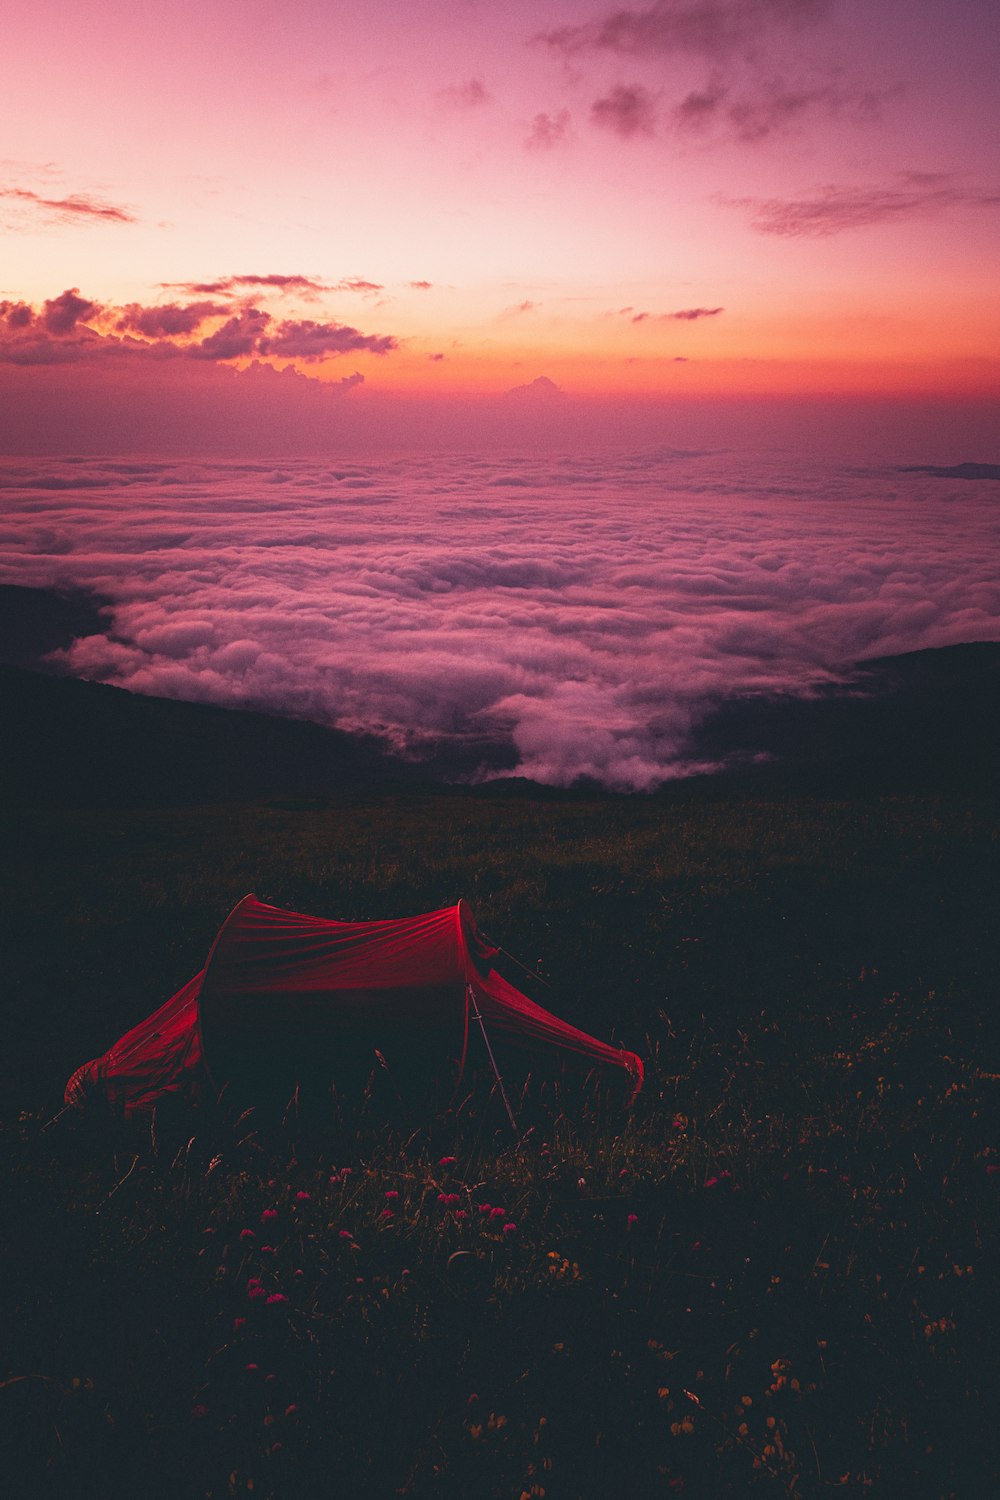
1,0,998,453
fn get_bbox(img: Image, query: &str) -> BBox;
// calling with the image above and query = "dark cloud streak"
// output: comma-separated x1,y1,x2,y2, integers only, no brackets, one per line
0,185,136,225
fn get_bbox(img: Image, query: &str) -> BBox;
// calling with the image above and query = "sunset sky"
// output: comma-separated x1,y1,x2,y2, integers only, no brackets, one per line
2,0,998,452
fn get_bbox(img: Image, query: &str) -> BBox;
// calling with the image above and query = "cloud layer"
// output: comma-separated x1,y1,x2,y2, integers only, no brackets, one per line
0,452,996,790
0,288,398,367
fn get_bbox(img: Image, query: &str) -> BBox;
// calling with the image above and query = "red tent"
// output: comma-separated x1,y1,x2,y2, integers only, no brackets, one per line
65,895,643,1115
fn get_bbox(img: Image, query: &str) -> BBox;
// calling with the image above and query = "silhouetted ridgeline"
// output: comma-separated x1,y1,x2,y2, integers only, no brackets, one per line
0,639,997,806
0,666,423,806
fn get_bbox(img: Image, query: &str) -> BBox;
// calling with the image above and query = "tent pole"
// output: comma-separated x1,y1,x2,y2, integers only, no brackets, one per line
468,985,518,1133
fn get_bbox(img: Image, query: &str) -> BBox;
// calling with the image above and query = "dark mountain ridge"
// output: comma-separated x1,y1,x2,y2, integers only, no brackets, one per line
1,639,996,807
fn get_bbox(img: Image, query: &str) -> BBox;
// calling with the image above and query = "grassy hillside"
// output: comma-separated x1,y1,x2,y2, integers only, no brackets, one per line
1,781,998,1497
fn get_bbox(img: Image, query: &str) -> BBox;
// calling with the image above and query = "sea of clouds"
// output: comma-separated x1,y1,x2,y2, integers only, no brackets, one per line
1,449,997,789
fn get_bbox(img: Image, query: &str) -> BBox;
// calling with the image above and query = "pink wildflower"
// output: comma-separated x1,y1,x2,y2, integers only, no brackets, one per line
627,1213,639,1229
438,1155,457,1167
233,1317,247,1331
381,1208,395,1220
340,1167,351,1178
248,1284,267,1301
261,1209,278,1223
338,1229,354,1241
489,1206,506,1221
438,1192,461,1207
478,1202,492,1214
385,1190,399,1201
502,1222,517,1237
619,1167,631,1178
987,1164,1000,1176
261,1244,276,1255
190,1403,208,1420
705,1176,719,1190
266,1293,288,1305
246,1362,259,1372
240,1229,255,1242
295,1191,312,1203
284,1403,299,1418
454,1209,468,1222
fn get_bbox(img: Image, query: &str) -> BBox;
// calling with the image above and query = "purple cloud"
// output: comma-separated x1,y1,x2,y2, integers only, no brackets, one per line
0,301,33,330
0,289,402,370
43,288,99,334
539,3,890,148
539,1,832,61
729,175,1000,236
189,309,272,361
591,85,657,138
259,320,397,359
335,278,384,295
670,306,724,319
525,110,572,151
162,273,332,297
437,78,491,108
0,185,136,225
116,301,230,337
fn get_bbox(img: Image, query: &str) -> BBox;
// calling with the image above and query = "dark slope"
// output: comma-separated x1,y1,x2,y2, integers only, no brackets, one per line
0,665,424,806
0,583,111,669
692,641,999,794
1,641,996,808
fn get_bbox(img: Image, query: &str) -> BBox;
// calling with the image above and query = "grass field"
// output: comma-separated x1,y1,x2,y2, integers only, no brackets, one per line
1,782,998,1497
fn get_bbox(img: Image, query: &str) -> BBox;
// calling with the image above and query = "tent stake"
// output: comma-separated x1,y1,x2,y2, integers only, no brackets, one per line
468,986,518,1134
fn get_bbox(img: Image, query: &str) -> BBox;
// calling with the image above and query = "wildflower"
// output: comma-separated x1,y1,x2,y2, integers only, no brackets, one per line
478,1202,492,1214
489,1206,506,1221
266,1293,289,1305
294,1268,304,1278
284,1403,298,1418
502,1222,517,1237
619,1167,631,1179
234,1317,247,1331
246,1363,259,1372
438,1155,457,1167
454,1209,468,1221
705,1177,719,1190
338,1229,354,1241
262,1209,278,1223
190,1403,208,1420
381,1208,395,1220
261,1244,276,1255
340,1167,352,1178
385,1190,399,1201
627,1213,639,1230
438,1192,461,1207
240,1229,255,1242
248,1285,267,1301
295,1191,312,1203
987,1164,1000,1176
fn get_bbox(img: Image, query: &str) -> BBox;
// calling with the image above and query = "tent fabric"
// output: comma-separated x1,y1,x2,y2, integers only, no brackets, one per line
65,895,643,1116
